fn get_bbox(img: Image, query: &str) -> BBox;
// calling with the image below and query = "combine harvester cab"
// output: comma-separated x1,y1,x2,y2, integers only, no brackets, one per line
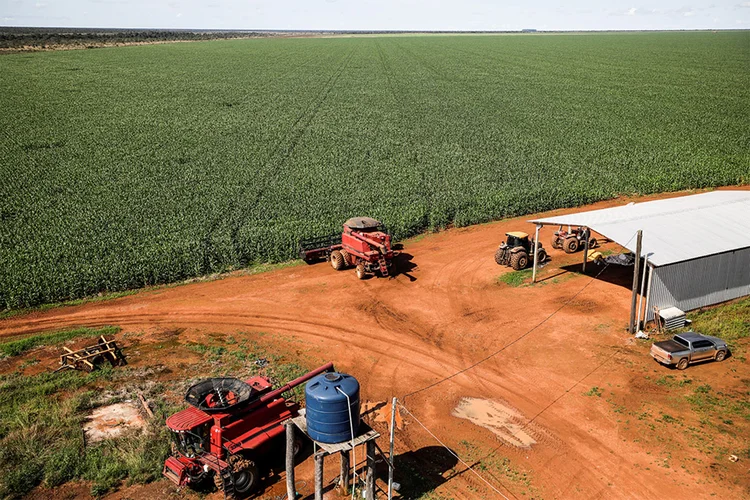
299,217,397,279
163,362,334,498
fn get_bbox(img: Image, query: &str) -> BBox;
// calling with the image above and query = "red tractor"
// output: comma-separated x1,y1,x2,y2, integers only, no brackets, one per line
163,362,334,498
551,226,598,254
299,217,396,279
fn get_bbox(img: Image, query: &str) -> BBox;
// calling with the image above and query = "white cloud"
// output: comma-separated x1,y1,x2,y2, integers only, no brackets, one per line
684,10,695,17
627,7,637,16
739,1,750,7
35,2,47,7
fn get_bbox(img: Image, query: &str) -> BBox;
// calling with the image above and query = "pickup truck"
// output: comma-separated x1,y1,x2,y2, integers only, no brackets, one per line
650,332,729,370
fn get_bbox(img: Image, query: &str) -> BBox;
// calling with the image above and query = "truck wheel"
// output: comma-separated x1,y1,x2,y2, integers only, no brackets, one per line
564,237,578,253
715,350,726,362
340,250,350,267
330,250,345,271
494,247,505,265
355,263,367,280
589,238,598,249
229,456,259,496
551,237,561,249
510,251,528,270
676,358,689,370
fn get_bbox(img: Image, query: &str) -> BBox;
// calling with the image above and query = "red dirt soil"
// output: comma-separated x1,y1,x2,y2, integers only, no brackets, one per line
3,188,749,500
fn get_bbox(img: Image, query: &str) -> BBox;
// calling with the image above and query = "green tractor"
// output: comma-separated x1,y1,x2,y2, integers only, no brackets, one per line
494,231,547,270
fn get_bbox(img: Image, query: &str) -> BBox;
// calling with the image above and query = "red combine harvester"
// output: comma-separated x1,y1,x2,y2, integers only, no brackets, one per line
163,362,334,498
299,217,396,279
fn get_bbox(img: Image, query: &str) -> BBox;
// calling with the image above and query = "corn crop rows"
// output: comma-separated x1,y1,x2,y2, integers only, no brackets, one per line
1,32,748,309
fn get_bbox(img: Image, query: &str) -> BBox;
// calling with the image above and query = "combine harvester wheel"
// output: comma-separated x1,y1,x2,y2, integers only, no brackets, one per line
340,249,351,267
355,263,367,280
330,250,345,270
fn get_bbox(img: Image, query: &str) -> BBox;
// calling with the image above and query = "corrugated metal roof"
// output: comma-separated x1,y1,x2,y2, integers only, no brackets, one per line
529,191,750,267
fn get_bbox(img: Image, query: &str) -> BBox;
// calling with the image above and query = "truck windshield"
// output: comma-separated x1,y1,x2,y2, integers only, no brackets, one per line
673,336,690,348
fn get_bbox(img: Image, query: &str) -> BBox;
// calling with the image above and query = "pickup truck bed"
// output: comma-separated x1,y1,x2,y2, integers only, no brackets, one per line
652,340,686,353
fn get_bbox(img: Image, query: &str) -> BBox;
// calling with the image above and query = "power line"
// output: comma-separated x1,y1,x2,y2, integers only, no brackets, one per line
398,402,516,500
401,230,639,400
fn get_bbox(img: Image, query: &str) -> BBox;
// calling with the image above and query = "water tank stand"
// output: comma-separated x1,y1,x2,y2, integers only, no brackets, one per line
285,408,380,499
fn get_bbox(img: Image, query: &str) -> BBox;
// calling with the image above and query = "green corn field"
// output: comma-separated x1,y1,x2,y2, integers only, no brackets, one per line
1,32,748,309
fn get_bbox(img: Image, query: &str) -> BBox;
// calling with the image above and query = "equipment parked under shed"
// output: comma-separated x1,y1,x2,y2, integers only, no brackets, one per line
530,190,750,329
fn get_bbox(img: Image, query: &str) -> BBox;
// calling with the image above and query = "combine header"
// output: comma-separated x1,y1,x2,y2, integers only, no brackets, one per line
299,217,396,279
163,362,334,498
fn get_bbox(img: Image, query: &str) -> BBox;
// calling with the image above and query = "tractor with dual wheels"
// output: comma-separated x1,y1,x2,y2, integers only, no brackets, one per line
551,226,598,254
162,363,334,498
495,231,547,270
299,217,396,280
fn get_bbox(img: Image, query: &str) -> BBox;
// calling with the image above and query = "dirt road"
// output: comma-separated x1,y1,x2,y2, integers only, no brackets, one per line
3,191,747,499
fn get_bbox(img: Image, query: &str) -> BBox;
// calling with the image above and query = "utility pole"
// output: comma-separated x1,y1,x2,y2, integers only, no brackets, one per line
388,397,397,500
629,230,643,334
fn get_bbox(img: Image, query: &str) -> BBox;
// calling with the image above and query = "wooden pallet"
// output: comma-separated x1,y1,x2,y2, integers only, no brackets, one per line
58,335,126,372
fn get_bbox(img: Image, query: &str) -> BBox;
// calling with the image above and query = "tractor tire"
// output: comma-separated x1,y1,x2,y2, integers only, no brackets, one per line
227,455,259,497
715,350,727,362
676,358,689,370
536,248,547,264
330,250,345,270
589,238,598,249
564,237,579,254
340,250,351,267
355,263,367,280
510,251,529,271
551,236,561,249
494,247,505,265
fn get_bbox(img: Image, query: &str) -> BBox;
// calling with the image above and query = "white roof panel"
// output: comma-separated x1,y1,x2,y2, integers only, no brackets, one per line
529,190,750,267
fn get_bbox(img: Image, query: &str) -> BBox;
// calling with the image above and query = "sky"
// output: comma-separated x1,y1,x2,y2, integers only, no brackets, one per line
1,0,749,31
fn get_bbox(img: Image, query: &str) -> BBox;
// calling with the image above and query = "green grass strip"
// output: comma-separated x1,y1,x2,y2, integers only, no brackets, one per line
0,326,120,358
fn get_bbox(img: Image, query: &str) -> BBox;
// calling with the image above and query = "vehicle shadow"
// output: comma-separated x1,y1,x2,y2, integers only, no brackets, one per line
383,446,459,498
560,261,636,290
392,252,418,282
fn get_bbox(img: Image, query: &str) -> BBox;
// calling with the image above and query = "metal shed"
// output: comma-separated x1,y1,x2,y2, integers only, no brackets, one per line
528,190,750,324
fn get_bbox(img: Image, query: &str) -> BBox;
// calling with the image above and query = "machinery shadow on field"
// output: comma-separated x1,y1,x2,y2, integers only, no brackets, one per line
560,261,636,290
384,446,459,498
391,252,418,282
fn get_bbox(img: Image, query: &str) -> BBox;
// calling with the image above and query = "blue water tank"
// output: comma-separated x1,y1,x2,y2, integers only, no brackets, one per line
305,372,360,444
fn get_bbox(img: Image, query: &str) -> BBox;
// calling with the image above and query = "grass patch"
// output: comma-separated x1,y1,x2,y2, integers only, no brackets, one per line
0,364,178,498
0,326,120,358
497,269,533,287
682,297,750,356
654,375,692,388
584,386,603,397
685,384,750,422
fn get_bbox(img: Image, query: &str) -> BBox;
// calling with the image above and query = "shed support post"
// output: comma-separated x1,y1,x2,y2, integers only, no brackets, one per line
532,224,541,283
340,450,350,495
314,453,324,500
636,254,649,331
285,422,296,500
582,227,590,273
629,230,643,334
366,440,376,499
